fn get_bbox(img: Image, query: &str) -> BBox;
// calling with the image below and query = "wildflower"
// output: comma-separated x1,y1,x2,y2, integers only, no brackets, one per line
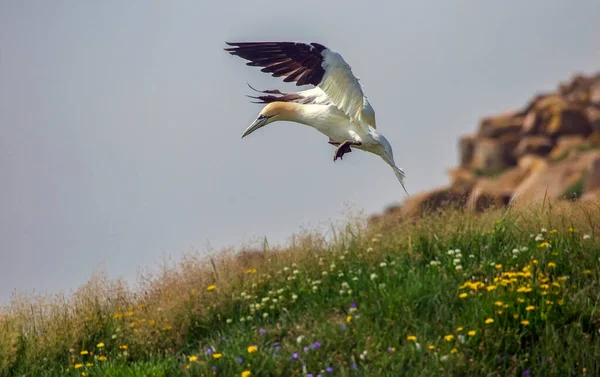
513,314,519,319
583,234,591,240
468,330,476,336
444,335,454,342
455,265,463,271
388,346,396,352
459,293,468,299
486,285,497,291
370,273,378,280
85,363,93,367
523,370,531,376
485,318,494,324
311,342,321,350
495,264,502,269
407,335,417,341
189,356,199,362
451,348,458,354
75,364,83,369
259,328,266,335
242,371,251,377
98,356,107,361
207,285,216,291
495,301,503,307
119,345,128,350
569,227,576,233
538,242,551,248
526,305,535,311
213,353,222,359
326,366,334,373
346,315,352,323
80,350,88,355
96,342,104,348
82,373,89,377
584,269,592,274
456,327,463,332
247,345,258,353
547,262,556,268
428,345,435,350
380,262,387,267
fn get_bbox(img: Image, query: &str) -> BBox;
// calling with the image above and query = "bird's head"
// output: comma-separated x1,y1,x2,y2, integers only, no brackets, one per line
241,102,295,138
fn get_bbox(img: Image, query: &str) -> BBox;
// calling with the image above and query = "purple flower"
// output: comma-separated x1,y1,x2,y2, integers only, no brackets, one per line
205,348,212,356
326,366,333,373
340,324,347,330
307,374,314,377
522,371,530,376
303,346,309,353
351,363,358,370
259,328,266,335
317,375,322,377
273,342,282,351
211,366,217,372
236,356,244,364
292,352,299,360
350,302,357,308
311,342,321,350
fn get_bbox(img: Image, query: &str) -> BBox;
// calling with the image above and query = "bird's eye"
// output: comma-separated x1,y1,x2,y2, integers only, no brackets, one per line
258,114,266,120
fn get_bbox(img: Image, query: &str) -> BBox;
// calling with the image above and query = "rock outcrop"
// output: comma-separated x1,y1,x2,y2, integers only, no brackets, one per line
372,71,600,222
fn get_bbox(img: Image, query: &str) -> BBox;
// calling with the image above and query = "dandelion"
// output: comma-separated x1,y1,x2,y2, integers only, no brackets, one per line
538,242,551,248
98,356,107,361
96,342,104,348
485,318,494,324
569,227,576,233
428,345,435,350
468,330,476,336
450,348,458,354
242,371,251,377
346,315,352,323
521,320,530,325
526,305,535,311
456,327,463,332
486,285,497,291
444,335,454,341
80,350,88,355
407,335,417,341
495,301,503,307
119,345,128,350
213,353,222,359
74,364,83,369
207,285,216,291
247,345,258,353
85,363,93,367
495,264,502,269
459,293,468,299
82,373,89,377
547,262,556,268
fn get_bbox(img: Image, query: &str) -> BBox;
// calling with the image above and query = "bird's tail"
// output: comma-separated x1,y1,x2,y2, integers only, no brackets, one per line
393,166,409,196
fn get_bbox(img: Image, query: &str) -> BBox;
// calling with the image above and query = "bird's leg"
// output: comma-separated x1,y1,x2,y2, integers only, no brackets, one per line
333,140,362,161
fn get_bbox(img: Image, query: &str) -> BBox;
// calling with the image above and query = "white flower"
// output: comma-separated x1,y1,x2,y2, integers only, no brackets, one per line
291,294,298,300
541,227,547,233
440,355,449,362
378,283,386,289
293,269,299,275
380,262,387,267
263,312,269,318
447,250,455,256
535,234,544,241
455,253,462,259
583,234,591,240
283,267,290,272
455,265,463,271
430,260,441,266
352,277,359,281
458,335,465,344
453,258,461,265
415,342,422,351
366,247,374,253
370,273,378,280
520,246,528,251
512,249,519,254
339,290,345,295
342,282,350,289
226,318,232,323
468,254,475,258
322,271,328,276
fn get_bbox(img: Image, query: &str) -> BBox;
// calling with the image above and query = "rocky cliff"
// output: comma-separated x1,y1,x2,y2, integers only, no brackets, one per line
373,71,600,221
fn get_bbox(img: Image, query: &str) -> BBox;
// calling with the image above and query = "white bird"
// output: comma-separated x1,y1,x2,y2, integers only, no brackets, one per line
224,41,409,194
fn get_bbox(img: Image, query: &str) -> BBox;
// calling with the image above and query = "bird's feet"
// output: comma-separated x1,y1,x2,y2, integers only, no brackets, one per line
332,140,361,161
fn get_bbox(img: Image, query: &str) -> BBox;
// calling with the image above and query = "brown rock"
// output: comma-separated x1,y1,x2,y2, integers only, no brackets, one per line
543,107,593,137
477,110,523,138
549,135,587,161
590,81,600,106
448,167,476,187
587,108,600,132
584,154,600,193
522,111,541,135
513,136,554,159
511,150,600,204
471,135,520,174
397,186,470,218
459,135,475,168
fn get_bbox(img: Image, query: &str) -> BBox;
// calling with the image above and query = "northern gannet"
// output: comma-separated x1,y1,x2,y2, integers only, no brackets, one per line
225,41,408,194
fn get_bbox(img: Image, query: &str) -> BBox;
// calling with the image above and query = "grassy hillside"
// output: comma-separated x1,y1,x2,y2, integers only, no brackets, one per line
2,200,600,377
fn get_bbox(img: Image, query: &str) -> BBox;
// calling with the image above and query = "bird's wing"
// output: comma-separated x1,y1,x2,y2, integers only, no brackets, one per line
225,41,376,129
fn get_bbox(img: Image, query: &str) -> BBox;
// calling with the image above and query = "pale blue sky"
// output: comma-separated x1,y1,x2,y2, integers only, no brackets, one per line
1,1,599,302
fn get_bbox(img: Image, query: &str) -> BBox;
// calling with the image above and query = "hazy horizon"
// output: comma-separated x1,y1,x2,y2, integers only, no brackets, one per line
1,1,599,303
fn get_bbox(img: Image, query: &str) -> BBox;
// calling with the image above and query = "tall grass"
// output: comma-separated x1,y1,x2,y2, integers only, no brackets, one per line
1,200,599,376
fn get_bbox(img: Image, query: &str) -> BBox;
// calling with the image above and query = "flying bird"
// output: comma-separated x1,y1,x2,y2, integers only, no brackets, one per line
224,41,409,194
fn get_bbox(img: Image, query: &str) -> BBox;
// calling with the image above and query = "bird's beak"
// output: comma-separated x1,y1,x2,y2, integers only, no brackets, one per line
241,117,268,138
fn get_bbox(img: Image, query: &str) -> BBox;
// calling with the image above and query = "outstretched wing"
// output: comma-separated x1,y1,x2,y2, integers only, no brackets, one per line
224,41,376,128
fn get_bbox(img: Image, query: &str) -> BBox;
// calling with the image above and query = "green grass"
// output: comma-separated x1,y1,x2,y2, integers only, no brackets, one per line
2,201,600,377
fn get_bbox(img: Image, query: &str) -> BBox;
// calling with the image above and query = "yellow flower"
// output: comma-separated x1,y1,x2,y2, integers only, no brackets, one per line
213,353,223,359
517,298,525,303
495,301,503,307
467,330,476,336
558,299,565,305
547,262,556,268
456,327,463,332
538,242,550,248
207,285,216,291
85,363,93,367
513,314,519,319
428,345,435,350
497,310,503,315
451,348,458,354
242,371,252,377
486,285,497,291
444,334,454,341
148,319,156,326
526,305,535,311
189,355,198,362
485,318,494,324
74,363,83,369
245,268,257,274
407,335,417,341
551,229,558,233
521,320,530,325
346,315,352,323
96,342,104,348
568,227,576,233
459,293,468,299
119,345,128,350
495,264,502,269
186,365,190,370
247,345,258,353
80,350,88,355
584,269,592,274
98,356,107,361
125,311,134,317
82,373,88,377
